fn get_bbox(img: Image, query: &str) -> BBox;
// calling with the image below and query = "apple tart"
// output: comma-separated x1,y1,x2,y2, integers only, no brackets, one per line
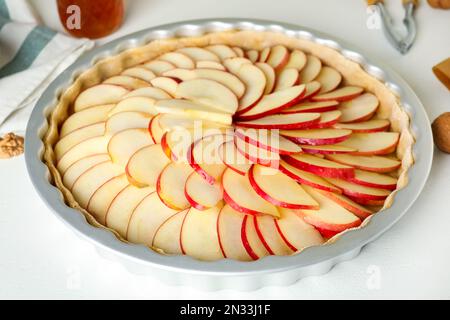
43,31,414,261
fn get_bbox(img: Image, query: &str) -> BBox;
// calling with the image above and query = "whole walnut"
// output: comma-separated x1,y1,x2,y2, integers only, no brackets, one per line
432,113,450,153
427,0,450,9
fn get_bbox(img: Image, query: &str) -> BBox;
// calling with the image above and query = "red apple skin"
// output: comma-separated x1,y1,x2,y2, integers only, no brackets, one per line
248,165,319,210
301,84,322,100
297,211,362,232
281,104,337,114
325,155,401,173
273,219,298,252
253,216,276,255
351,142,399,156
187,142,217,185
347,196,386,206
155,171,185,211
317,189,373,219
234,129,300,155
235,88,307,121
283,155,355,179
314,226,341,238
218,148,248,176
278,162,342,194
160,132,176,161
301,146,354,155
235,93,264,116
312,90,362,102
148,116,157,144
222,189,261,216
282,133,351,146
312,116,341,129
234,139,279,168
343,111,376,124
241,215,259,260
333,123,390,133
329,184,389,201
235,116,320,130
183,186,209,211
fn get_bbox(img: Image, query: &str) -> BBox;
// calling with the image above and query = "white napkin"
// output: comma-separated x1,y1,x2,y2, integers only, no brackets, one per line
0,0,94,135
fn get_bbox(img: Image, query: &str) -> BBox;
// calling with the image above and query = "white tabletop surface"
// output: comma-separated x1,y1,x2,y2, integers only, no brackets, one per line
1,0,449,299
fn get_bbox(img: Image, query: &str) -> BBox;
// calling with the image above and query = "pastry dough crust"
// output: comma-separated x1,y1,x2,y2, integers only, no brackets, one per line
42,30,415,247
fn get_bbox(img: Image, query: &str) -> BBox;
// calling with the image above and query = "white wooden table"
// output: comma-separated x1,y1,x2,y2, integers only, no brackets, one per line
1,0,449,299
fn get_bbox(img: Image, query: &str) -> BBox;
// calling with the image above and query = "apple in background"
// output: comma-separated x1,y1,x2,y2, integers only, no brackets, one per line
246,49,259,63
259,47,271,62
217,205,253,261
222,168,280,217
283,153,355,179
74,84,128,112
248,164,319,210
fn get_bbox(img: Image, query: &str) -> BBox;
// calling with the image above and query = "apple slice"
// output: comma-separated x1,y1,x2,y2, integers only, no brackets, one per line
241,215,270,260
57,136,109,173
196,60,226,70
148,114,165,143
234,136,280,168
334,119,390,133
223,57,251,73
62,154,110,189
222,168,280,217
232,46,245,57
109,96,157,116
284,49,307,71
143,60,175,75
105,184,155,237
155,99,232,125
87,174,129,224
74,84,128,112
126,193,179,246
300,144,357,154
218,140,253,175
266,45,289,71
236,85,306,120
299,185,361,232
316,188,373,219
346,196,385,206
105,111,152,134
217,205,252,261
234,127,302,154
55,122,105,160
249,164,319,209
281,100,339,114
255,62,276,95
121,67,156,82
176,47,220,62
280,128,352,145
274,68,300,91
348,169,397,190
259,47,271,62
150,77,179,96
326,154,401,173
315,66,342,93
235,64,267,113
60,104,113,137
164,68,245,98
326,177,391,200
180,206,224,261
71,161,123,208
156,162,193,210
125,144,170,188
107,128,153,166
160,129,197,162
283,153,355,179
338,93,379,123
274,208,324,252
123,87,172,100
206,44,237,60
246,49,259,62
152,209,189,255
312,86,363,102
159,52,195,69
299,55,322,83
278,159,342,193
184,172,223,210
301,81,322,100
253,215,293,255
176,78,238,114
337,132,399,155
188,134,231,184
104,75,151,89
312,110,342,128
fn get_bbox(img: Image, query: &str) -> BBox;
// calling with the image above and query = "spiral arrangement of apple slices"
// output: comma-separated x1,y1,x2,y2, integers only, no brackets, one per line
55,44,401,261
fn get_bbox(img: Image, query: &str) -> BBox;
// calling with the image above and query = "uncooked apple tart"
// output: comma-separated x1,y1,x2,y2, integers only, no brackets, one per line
43,31,414,261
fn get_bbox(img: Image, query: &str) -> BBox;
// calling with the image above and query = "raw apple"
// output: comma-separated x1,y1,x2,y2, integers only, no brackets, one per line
184,171,223,210
241,215,270,260
123,86,172,100
156,162,193,210
150,77,179,96
122,67,156,83
315,188,373,219
312,86,363,102
206,45,237,60
280,128,352,145
235,64,266,113
255,62,276,95
105,111,152,134
159,51,195,69
274,68,299,91
62,154,110,190
325,154,401,173
104,75,151,90
337,132,399,155
338,93,379,123
334,119,390,133
299,55,322,83
311,110,342,128
300,144,356,154
253,215,293,255
218,140,253,175
108,96,157,116
326,177,391,200
236,112,320,130
176,47,220,62
152,209,189,255
196,60,226,70
315,66,342,93
348,169,397,190
143,60,175,75
60,104,113,137
74,84,128,112
234,127,302,154
284,49,307,71
266,45,289,71
234,136,280,168
280,100,338,114
107,128,153,166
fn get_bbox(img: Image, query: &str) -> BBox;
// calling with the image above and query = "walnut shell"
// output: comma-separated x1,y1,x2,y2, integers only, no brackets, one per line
432,112,450,153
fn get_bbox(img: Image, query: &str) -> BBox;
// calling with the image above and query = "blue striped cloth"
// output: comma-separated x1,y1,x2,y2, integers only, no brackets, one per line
0,0,93,134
